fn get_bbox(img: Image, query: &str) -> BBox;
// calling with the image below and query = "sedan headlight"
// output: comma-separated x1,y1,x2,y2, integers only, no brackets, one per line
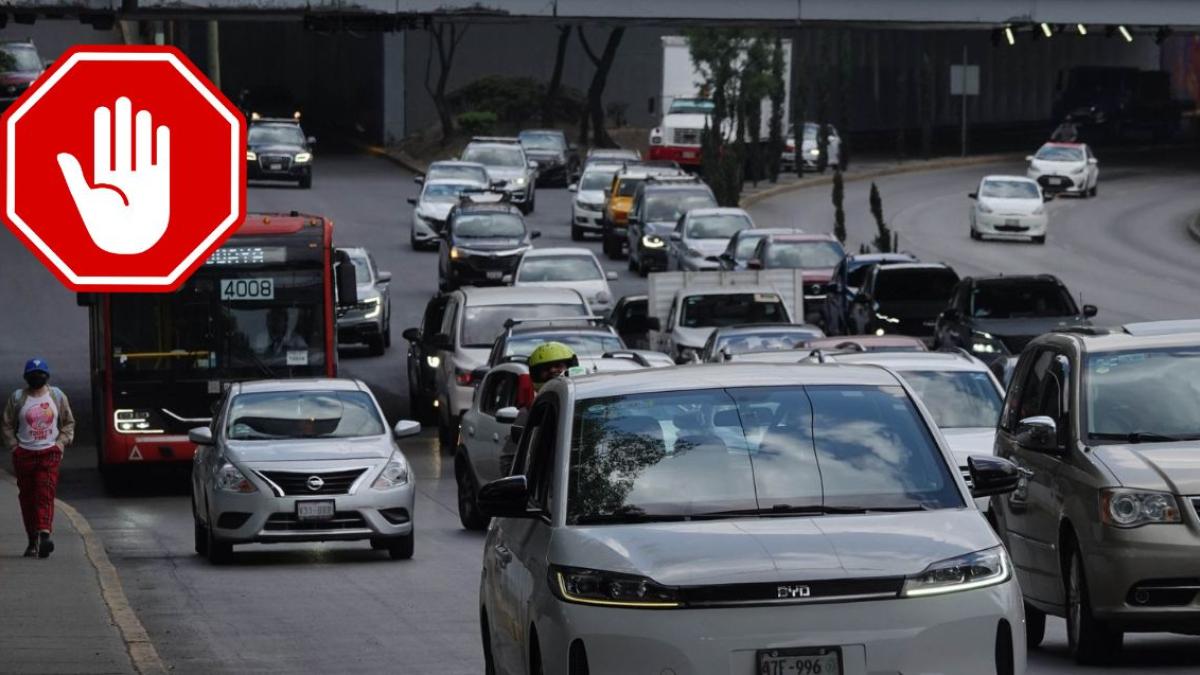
246,150,257,161
977,202,994,214
901,546,1010,597
511,176,527,187
641,234,665,249
294,152,312,163
1100,489,1181,528
372,453,410,490
1033,205,1046,215
214,463,257,493
550,565,680,608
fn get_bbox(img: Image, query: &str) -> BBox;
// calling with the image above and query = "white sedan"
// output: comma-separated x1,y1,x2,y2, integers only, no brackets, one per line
568,167,617,242
1025,142,1098,197
510,247,618,315
406,178,487,250
969,175,1050,244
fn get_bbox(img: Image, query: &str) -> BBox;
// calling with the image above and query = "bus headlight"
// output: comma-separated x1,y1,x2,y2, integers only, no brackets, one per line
114,409,164,434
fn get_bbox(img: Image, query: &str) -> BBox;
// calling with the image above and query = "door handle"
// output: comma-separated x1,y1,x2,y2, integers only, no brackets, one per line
494,544,512,567
492,433,500,443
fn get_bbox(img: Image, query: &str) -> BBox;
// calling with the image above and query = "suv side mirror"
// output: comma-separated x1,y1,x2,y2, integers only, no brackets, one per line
567,183,578,192
402,327,421,342
1043,194,1054,203
414,176,425,185
495,406,520,424
1025,155,1034,162
605,270,618,281
477,475,537,519
967,455,1021,498
527,160,538,169
377,271,392,284
968,192,978,200
307,136,317,145
645,317,662,332
188,427,214,446
1014,415,1060,453
1082,304,1098,318
530,230,542,240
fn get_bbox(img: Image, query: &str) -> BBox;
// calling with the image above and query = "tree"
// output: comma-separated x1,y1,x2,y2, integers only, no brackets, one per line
541,25,572,127
423,22,469,144
740,36,772,187
577,27,625,148
791,34,807,178
837,34,853,171
832,170,846,243
870,182,894,252
766,34,786,182
688,27,744,203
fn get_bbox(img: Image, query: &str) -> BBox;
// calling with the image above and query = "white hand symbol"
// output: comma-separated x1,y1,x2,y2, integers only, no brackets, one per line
57,97,171,255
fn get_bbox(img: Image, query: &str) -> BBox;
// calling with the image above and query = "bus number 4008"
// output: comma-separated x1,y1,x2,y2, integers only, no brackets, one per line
221,278,274,301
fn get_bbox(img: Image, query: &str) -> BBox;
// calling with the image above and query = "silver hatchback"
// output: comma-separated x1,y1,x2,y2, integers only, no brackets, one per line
190,378,420,564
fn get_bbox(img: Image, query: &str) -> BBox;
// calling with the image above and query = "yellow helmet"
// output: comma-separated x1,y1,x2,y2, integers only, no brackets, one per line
528,341,579,388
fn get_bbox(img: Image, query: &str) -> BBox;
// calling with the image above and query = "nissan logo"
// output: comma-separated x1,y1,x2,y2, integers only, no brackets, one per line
306,475,325,491
777,584,811,599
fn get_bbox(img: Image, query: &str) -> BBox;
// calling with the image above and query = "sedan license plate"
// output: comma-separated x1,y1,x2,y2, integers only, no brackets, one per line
269,163,283,171
1004,218,1020,226
1047,177,1065,185
757,647,841,675
486,270,503,280
296,500,335,521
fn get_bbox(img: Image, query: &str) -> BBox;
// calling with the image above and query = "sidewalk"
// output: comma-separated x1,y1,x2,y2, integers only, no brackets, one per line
0,474,136,674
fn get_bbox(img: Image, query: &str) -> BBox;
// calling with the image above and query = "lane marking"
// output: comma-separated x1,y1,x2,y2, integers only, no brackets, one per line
1,470,166,675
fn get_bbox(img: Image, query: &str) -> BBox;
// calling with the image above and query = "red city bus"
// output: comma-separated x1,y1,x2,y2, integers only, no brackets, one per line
78,212,358,478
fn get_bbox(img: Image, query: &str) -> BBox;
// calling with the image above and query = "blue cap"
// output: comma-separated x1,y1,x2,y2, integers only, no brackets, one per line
24,358,49,375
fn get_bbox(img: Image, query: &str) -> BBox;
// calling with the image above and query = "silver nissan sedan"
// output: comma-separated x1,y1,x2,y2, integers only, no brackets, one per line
190,378,419,564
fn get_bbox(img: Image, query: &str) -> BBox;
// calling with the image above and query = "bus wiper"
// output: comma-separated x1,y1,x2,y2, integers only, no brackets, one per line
231,338,276,379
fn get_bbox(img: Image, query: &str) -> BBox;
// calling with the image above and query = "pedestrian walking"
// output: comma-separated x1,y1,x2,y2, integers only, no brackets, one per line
1,358,75,558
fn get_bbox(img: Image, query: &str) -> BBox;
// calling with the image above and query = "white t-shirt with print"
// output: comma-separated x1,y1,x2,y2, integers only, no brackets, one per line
16,392,59,451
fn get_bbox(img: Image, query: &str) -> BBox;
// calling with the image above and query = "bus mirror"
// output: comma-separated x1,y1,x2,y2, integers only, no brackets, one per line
334,249,358,307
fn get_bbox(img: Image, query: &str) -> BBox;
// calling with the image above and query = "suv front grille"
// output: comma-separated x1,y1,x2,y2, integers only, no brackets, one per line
258,154,292,171
258,468,367,496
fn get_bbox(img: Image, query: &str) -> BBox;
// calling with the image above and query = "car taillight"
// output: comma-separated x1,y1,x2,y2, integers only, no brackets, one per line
455,368,474,386
785,144,795,152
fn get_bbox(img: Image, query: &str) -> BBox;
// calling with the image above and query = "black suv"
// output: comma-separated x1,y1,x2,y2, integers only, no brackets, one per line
246,118,315,188
934,274,1097,357
626,176,717,276
822,252,918,335
517,129,580,186
847,262,959,341
0,40,44,111
438,197,540,291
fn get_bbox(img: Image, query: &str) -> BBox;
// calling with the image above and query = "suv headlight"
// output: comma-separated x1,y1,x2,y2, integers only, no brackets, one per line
214,463,257,493
372,453,410,490
361,296,381,319
294,152,312,163
550,565,680,608
1100,489,1181,528
511,176,527,187
969,331,1004,355
114,408,164,434
246,150,257,161
641,234,665,249
901,546,1010,597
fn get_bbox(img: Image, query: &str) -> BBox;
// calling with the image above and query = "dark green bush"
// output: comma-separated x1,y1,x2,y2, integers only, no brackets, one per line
456,111,498,135
448,76,582,128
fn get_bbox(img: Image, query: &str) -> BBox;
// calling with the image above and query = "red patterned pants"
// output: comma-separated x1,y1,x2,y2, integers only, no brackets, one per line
11,447,62,536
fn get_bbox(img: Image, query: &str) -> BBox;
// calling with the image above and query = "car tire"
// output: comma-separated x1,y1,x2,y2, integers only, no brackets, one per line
438,412,458,453
1025,602,1047,650
570,224,583,241
369,538,389,550
299,174,312,190
1032,235,1046,245
384,321,392,349
1089,184,1098,197
387,532,414,560
206,526,233,565
1066,543,1122,664
481,611,497,675
455,454,490,531
970,227,982,241
367,334,385,357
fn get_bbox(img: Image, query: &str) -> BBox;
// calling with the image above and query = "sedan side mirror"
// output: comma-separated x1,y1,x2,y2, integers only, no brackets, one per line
502,274,514,284
307,136,317,145
1025,155,1034,162
402,327,421,342
414,176,425,185
1014,415,1060,453
527,160,538,169
1043,194,1054,203
495,406,520,424
393,420,421,439
1082,304,1098,318
567,184,578,192
605,270,618,281
188,426,214,446
967,192,978,200
377,271,393,284
530,230,542,240
477,475,537,519
967,455,1021,498
1088,157,1098,165
407,197,418,206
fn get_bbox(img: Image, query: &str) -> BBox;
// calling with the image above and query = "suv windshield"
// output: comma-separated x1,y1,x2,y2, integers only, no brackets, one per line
427,164,489,184
518,256,601,282
463,146,524,167
681,293,788,328
518,132,565,151
462,303,588,348
686,214,751,239
1086,348,1200,442
645,190,717,222
0,46,41,72
971,281,1076,318
764,240,845,268
226,390,384,440
900,370,1002,428
875,269,958,303
248,124,305,146
579,171,615,191
453,213,525,239
567,385,961,524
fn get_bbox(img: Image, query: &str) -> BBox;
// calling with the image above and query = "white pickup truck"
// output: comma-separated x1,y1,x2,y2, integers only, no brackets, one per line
646,270,807,363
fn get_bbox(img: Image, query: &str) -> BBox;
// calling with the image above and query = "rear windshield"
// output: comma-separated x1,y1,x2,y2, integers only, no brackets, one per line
681,293,788,328
461,303,588,348
715,329,823,355
226,390,384,440
764,240,845,268
875,269,958,303
971,281,1076,318
686,214,752,239
505,333,623,358
519,131,565,150
422,183,475,202
463,146,524,167
645,190,718,222
668,99,715,114
517,256,602,282
566,385,961,524
899,370,1002,429
427,164,488,184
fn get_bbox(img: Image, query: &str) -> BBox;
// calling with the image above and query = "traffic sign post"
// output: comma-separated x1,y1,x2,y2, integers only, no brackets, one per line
1,46,245,292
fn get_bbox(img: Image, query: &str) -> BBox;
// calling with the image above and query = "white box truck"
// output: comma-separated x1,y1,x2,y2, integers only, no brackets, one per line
649,35,792,169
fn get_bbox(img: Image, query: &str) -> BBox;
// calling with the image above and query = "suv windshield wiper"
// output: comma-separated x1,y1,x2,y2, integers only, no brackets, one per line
573,512,689,525
1091,431,1198,444
692,504,932,518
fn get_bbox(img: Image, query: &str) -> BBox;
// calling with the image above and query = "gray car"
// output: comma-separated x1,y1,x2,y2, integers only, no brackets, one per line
461,137,538,214
667,207,755,271
991,320,1200,663
189,378,421,564
335,247,392,355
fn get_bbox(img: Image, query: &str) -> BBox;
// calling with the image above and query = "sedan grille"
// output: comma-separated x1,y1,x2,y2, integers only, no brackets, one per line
258,468,367,496
262,512,367,531
258,154,292,171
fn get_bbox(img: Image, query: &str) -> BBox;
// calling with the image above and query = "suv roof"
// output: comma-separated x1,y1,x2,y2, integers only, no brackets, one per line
967,273,1063,286
559,362,904,399
876,262,954,273
456,285,586,307
469,136,521,144
1034,321,1200,355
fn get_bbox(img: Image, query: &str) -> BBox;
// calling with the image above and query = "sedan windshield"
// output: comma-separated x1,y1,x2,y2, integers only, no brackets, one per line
764,240,845,268
566,385,961,524
681,293,788,328
463,146,524,167
226,390,384,440
579,171,615,191
899,370,1002,428
427,164,489,184
422,183,475,203
248,125,305,146
645,191,718,222
716,329,822,355
980,180,1039,200
505,333,623,358
971,281,1076,318
519,132,565,150
686,214,752,239
1086,348,1200,442
453,213,525,239
518,256,602,282
462,303,588,348
1035,146,1084,161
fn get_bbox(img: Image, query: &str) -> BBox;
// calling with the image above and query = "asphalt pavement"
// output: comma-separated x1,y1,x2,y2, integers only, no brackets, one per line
0,149,1197,673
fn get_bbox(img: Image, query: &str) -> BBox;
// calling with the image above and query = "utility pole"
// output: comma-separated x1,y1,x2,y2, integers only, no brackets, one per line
960,45,968,157
206,20,221,90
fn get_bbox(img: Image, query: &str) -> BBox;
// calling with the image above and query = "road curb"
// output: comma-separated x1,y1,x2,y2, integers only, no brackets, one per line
739,152,1024,209
363,144,428,176
1188,212,1200,245
0,470,165,675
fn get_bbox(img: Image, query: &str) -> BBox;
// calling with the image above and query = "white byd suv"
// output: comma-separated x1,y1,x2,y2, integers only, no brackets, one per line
476,363,1027,675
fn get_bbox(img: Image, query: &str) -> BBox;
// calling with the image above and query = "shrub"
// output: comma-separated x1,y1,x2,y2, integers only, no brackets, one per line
456,111,498,136
448,76,582,128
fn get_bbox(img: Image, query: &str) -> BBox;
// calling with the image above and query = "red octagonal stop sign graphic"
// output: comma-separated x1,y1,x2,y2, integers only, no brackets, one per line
1,45,245,291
